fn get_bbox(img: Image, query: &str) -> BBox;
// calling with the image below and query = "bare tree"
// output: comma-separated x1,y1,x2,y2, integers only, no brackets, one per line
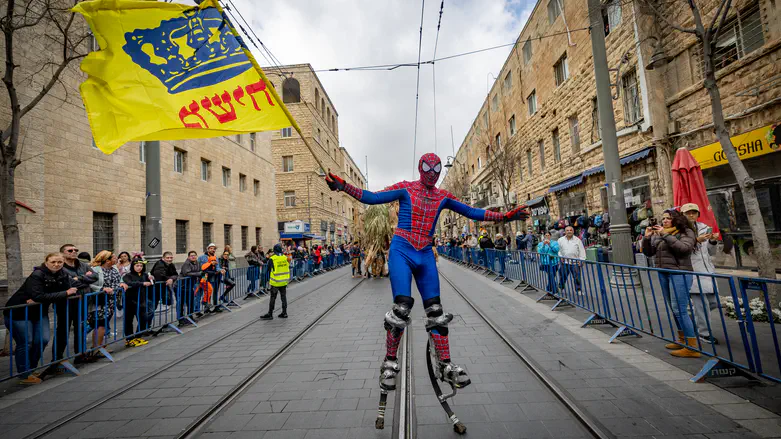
638,0,775,287
473,100,521,236
1,0,89,290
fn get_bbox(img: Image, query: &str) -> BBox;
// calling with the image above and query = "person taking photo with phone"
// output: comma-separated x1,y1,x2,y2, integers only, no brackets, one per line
681,203,721,345
642,209,699,358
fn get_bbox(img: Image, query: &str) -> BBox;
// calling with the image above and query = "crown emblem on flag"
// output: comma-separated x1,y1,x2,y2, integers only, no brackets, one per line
122,7,252,94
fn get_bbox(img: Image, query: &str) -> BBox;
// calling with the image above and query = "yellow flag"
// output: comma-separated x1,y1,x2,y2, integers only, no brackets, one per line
73,0,292,154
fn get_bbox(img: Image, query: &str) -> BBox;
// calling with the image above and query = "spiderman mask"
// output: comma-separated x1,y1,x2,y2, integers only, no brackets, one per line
418,153,442,188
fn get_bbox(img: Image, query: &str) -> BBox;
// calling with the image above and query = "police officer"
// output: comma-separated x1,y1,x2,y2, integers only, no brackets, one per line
261,244,290,320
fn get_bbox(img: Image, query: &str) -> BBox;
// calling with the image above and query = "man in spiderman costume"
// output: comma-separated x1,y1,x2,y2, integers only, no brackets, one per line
326,153,528,390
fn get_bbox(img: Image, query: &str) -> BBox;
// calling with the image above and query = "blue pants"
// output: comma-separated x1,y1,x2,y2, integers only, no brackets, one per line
5,316,50,377
388,237,440,301
658,272,695,337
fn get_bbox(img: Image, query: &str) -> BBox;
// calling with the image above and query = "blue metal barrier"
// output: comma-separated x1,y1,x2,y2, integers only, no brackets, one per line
437,246,781,385
1,256,346,383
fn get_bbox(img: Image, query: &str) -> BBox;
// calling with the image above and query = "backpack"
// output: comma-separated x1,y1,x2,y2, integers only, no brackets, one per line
636,207,649,221
558,218,566,229
593,215,603,227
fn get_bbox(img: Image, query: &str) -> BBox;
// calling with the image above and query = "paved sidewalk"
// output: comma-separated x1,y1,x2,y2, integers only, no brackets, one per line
439,260,781,438
0,268,356,439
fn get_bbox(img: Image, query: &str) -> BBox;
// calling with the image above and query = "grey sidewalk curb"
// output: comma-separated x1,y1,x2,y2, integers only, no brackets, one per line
441,260,781,438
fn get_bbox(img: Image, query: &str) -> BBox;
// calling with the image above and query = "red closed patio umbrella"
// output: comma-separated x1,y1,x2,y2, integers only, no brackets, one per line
672,147,720,236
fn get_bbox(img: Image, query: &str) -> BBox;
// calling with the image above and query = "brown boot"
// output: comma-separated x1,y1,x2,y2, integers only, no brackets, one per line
665,330,684,349
670,337,701,358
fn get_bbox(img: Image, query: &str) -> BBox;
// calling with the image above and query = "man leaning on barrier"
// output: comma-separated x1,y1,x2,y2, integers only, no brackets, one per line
53,244,97,366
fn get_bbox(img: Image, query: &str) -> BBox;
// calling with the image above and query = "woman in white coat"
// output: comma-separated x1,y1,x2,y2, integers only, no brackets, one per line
682,203,720,345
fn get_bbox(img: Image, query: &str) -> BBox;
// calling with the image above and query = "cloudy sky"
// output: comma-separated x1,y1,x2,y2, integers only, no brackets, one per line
232,0,534,190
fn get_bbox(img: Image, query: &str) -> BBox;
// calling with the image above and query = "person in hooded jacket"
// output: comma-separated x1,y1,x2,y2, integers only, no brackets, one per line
122,258,154,347
54,244,97,363
4,253,77,384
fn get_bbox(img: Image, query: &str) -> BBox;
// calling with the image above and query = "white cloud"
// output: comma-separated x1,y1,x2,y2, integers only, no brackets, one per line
232,0,533,190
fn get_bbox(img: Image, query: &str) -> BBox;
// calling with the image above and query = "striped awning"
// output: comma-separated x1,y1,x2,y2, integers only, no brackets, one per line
548,174,584,193
583,146,654,177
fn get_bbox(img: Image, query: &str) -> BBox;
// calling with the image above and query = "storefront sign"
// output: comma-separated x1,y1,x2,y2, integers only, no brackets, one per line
284,220,307,233
691,123,781,170
531,205,549,217
336,224,343,235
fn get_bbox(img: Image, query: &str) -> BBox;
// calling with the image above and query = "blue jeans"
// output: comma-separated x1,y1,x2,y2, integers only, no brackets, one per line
541,265,558,293
658,272,695,338
5,316,51,376
559,264,582,291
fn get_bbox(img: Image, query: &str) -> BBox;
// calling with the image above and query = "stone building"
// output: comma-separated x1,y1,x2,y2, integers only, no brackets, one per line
439,0,780,270
265,64,366,246
0,9,280,287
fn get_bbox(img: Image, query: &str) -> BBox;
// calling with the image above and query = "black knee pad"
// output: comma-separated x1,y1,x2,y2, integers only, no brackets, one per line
423,297,450,336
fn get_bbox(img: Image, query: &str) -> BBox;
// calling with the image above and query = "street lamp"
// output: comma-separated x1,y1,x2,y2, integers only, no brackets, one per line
306,169,326,234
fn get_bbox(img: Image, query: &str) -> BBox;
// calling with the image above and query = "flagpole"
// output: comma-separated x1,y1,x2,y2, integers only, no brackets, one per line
215,1,330,177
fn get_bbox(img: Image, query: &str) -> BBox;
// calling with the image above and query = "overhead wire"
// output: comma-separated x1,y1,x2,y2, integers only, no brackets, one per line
313,27,591,73
431,0,444,155
411,0,426,178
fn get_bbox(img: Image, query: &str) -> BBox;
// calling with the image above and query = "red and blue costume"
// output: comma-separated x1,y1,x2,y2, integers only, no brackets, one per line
327,153,527,389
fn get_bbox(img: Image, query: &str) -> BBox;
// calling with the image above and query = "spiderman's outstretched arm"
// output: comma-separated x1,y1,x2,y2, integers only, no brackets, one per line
325,172,405,205
443,196,529,222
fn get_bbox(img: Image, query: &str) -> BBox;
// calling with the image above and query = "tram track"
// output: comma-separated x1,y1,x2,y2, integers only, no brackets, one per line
437,271,614,439
177,277,366,438
24,269,357,439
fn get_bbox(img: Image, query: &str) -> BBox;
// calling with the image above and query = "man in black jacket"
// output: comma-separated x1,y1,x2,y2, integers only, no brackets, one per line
151,251,178,313
54,244,97,363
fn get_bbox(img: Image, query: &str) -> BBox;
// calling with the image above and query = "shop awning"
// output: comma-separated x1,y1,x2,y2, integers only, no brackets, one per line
548,174,584,193
583,146,655,177
524,195,546,207
280,233,320,240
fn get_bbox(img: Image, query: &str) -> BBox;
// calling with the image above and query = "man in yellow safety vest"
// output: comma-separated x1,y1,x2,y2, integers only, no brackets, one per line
261,244,290,320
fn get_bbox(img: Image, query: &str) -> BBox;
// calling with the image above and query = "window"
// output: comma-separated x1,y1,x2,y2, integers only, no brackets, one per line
250,133,256,152
174,148,185,173
283,155,294,172
523,38,532,64
139,142,146,163
88,32,98,52
483,112,489,127
592,97,602,140
503,71,512,91
622,69,642,124
176,220,188,254
495,133,502,149
321,192,325,208
527,90,537,116
224,224,232,247
602,0,621,35
284,190,296,207
222,167,231,187
255,227,262,246
235,134,242,144
569,116,581,153
552,129,561,163
713,3,763,71
491,94,498,112
327,108,331,124
320,98,325,118
527,149,533,177
478,157,482,170
471,164,475,174
281,127,292,138
239,174,247,192
554,53,569,87
203,222,213,249
282,77,301,103
315,89,320,109
253,179,260,196
547,0,561,24
539,140,546,171
509,115,516,136
317,128,322,143
93,212,115,255
241,226,248,251
201,159,211,182
137,216,145,253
